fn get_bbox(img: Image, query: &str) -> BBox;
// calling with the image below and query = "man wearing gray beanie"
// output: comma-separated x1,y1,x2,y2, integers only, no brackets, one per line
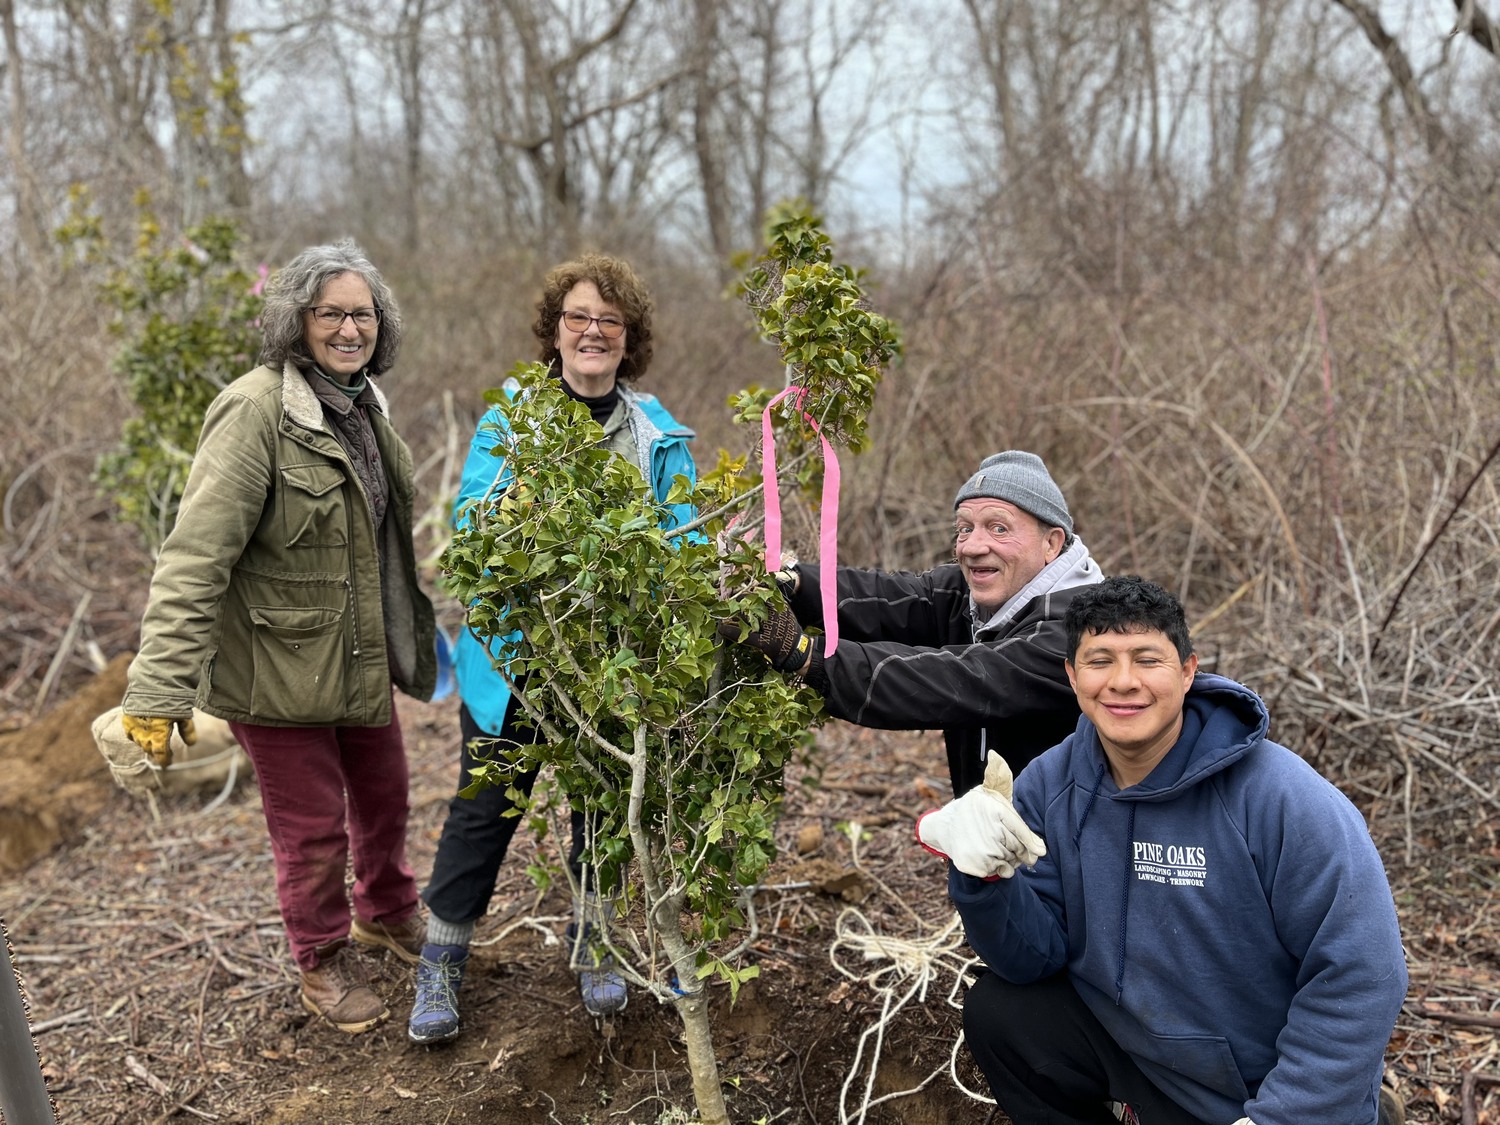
725,450,1103,795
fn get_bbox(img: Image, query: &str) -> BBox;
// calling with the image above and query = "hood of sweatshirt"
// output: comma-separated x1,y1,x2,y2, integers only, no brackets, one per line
1061,672,1270,1012
1070,671,1269,809
972,536,1102,640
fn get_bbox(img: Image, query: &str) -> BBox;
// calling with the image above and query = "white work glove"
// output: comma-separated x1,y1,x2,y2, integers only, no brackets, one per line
915,752,1046,879
1231,1119,1255,1125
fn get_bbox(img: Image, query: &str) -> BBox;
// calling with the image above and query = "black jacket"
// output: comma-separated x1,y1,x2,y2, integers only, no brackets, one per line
791,543,1101,795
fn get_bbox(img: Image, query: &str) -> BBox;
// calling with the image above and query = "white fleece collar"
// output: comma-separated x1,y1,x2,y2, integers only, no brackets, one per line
280,360,390,431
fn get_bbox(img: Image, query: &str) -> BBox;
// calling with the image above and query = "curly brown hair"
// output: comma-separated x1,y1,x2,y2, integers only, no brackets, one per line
532,253,655,383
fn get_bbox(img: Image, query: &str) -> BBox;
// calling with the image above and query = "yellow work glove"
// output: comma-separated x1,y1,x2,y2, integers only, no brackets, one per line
121,714,198,768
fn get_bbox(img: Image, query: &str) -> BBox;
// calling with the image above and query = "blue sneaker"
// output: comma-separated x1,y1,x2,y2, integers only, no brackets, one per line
565,921,628,1017
408,943,468,1044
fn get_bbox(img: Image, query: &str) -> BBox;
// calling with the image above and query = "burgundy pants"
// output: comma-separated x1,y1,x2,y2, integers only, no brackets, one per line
231,714,419,970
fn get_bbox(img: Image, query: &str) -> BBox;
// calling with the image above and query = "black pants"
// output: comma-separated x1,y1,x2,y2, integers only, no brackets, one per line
964,971,1207,1125
421,698,587,925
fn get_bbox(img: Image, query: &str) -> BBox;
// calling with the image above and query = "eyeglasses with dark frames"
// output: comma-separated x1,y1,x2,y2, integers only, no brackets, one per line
307,306,381,329
560,310,625,338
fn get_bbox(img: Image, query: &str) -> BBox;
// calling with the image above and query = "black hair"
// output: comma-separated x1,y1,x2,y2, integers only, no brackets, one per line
1065,575,1193,662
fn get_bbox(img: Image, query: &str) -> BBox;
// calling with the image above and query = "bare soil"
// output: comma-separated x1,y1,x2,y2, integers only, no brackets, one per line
0,654,131,877
2,690,994,1124
1,673,1493,1124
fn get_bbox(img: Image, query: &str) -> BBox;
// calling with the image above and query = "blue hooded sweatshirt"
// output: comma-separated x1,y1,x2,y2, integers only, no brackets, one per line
950,673,1407,1125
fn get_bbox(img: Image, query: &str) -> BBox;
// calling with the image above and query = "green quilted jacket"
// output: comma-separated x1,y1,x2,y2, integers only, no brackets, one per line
124,362,436,726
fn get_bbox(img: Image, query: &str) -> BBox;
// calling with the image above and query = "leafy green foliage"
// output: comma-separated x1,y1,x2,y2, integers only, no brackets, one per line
68,191,263,549
442,207,898,993
443,366,823,959
440,207,897,1123
735,200,903,466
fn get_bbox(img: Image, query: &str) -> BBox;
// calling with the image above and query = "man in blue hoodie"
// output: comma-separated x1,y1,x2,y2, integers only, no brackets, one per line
917,575,1407,1125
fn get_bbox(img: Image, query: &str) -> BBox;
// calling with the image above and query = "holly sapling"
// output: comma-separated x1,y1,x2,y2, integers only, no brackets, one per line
441,205,899,1125
60,191,264,550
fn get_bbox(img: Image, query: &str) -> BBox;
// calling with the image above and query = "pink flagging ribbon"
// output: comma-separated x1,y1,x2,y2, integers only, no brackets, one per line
761,387,840,656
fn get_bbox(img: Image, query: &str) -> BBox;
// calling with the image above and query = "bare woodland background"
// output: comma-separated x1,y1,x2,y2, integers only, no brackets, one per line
1,1,1499,1116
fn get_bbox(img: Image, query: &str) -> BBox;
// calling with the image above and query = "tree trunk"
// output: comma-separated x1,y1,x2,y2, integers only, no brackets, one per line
210,0,251,216
160,0,250,225
501,0,579,250
672,989,731,1125
1,0,50,272
396,0,429,256
624,725,730,1125
690,0,733,279
1328,0,1448,157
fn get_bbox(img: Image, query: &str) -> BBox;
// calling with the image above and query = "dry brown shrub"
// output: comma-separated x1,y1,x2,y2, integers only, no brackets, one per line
6,217,1497,874
825,224,1500,871
0,278,150,728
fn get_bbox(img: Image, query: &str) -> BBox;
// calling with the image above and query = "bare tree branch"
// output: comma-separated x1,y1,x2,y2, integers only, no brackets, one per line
1449,0,1500,57
1328,0,1448,156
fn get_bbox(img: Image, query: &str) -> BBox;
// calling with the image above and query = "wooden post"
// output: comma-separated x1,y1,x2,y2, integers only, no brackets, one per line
0,916,56,1124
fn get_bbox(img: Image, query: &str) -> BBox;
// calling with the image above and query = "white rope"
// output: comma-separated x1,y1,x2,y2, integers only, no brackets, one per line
830,905,994,1123
107,744,242,779
161,746,242,772
106,744,246,813
197,750,240,816
947,1032,996,1104
469,912,569,949
824,819,996,1123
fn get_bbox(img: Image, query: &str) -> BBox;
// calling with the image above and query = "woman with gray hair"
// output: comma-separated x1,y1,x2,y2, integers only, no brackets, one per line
121,238,436,1034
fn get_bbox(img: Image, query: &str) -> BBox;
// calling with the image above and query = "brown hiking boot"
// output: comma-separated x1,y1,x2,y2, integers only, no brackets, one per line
351,912,423,964
299,940,389,1033
1379,1085,1405,1125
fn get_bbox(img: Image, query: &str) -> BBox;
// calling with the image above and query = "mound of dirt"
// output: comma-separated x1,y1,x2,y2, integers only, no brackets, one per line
3,706,1005,1124
0,652,130,875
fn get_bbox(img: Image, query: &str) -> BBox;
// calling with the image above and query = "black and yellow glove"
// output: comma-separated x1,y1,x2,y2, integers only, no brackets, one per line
717,604,812,674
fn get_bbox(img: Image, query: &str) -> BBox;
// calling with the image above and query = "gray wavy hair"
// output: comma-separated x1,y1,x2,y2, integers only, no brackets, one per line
258,238,404,376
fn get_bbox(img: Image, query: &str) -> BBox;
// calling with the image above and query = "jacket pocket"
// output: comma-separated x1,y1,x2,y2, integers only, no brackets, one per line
249,606,347,723
1136,1031,1250,1106
280,463,349,548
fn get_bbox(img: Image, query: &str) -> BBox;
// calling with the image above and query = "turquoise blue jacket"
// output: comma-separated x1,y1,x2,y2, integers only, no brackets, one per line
452,383,698,732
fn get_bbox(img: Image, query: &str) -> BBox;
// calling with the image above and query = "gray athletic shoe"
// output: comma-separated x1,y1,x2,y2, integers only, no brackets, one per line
408,943,468,1044
564,920,627,1017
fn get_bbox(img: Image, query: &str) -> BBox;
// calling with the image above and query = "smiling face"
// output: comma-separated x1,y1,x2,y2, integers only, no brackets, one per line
954,498,1067,616
1066,626,1199,788
553,280,627,396
303,272,376,382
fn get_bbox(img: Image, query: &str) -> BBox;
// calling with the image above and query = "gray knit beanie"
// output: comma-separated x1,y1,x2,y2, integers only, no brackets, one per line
953,451,1073,535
